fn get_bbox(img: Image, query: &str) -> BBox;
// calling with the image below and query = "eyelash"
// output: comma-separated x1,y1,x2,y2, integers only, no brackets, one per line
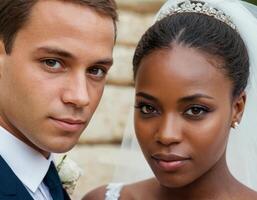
40,58,64,72
87,66,107,79
40,58,108,79
135,102,211,120
135,102,159,117
183,105,211,120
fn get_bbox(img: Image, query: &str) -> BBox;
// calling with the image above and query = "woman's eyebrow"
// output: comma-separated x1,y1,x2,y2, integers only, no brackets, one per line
178,94,214,103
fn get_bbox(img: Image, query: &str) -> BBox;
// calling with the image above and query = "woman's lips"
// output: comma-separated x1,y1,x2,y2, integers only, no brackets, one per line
151,153,190,172
49,117,86,132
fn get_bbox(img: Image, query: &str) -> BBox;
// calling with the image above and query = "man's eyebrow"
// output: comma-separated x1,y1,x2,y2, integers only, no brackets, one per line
35,46,75,59
34,46,113,66
94,58,113,66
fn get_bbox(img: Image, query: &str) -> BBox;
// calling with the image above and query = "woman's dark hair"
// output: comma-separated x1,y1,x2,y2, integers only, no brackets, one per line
133,12,249,98
0,0,118,54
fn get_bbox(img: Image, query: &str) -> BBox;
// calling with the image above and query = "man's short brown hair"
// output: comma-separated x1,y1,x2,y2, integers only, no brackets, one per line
0,0,118,54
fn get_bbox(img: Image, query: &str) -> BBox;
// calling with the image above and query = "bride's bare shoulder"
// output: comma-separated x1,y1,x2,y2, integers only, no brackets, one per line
121,178,158,200
82,178,157,200
239,185,257,199
230,181,257,200
82,185,107,200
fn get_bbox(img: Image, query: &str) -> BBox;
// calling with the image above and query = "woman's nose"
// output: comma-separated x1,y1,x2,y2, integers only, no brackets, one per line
155,114,182,146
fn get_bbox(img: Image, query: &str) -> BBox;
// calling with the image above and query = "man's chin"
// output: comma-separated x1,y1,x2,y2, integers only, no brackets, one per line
49,142,77,153
39,139,79,156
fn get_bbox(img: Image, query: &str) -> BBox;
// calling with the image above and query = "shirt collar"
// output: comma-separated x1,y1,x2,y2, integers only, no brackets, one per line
0,126,53,193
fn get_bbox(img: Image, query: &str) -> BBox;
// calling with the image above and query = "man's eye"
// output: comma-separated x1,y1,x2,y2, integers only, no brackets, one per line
184,106,209,118
42,59,62,70
88,68,106,78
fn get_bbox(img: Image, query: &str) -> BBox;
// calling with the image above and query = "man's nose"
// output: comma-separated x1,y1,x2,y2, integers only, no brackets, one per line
61,73,90,108
155,114,182,146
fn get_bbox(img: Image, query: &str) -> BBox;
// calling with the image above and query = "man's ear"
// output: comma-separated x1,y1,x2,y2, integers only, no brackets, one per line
231,92,246,128
0,40,6,78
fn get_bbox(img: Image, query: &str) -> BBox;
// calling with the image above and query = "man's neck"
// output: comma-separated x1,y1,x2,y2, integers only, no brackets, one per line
0,116,50,158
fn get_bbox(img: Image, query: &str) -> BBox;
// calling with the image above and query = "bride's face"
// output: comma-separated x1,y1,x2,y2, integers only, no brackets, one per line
134,45,236,188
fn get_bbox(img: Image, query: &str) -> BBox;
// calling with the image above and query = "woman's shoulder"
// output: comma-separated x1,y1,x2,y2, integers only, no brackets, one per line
83,178,157,200
83,183,126,200
237,184,257,199
82,184,107,200
228,180,257,200
122,178,158,198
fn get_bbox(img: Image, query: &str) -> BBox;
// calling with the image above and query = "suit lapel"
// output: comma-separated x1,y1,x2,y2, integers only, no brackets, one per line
63,189,71,200
0,156,33,200
44,162,71,200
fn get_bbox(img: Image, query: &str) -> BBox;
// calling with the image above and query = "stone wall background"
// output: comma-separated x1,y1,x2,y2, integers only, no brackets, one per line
65,1,165,199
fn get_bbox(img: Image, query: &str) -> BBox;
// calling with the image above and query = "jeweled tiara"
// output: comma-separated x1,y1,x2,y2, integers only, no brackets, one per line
157,0,236,30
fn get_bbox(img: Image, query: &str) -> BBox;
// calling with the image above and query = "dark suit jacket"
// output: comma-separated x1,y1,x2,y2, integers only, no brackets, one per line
0,156,71,200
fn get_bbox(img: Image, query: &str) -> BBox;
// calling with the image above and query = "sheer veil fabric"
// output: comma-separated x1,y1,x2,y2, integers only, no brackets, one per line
113,0,257,191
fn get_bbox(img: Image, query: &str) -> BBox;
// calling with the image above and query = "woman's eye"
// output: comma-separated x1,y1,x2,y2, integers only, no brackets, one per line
88,67,106,78
184,106,209,118
135,103,158,115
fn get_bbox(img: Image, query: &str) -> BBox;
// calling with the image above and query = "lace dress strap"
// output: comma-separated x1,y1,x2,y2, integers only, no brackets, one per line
105,183,124,200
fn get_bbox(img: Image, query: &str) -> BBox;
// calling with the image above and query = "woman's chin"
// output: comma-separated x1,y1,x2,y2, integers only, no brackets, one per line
156,174,193,189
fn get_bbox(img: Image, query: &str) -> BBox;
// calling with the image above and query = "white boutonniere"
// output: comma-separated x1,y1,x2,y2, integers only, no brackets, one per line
56,155,83,195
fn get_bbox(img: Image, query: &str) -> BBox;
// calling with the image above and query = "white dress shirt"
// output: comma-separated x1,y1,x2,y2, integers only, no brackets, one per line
0,126,53,200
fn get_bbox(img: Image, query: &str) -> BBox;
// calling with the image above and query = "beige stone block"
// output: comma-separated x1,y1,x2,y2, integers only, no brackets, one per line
117,0,165,13
57,145,121,200
116,11,155,46
107,45,134,86
79,85,135,144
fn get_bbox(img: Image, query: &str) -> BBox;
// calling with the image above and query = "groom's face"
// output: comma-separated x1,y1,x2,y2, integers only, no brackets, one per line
0,0,115,157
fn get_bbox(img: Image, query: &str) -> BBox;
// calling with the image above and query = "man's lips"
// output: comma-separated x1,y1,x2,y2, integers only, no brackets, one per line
151,153,191,172
49,117,86,132
52,118,85,124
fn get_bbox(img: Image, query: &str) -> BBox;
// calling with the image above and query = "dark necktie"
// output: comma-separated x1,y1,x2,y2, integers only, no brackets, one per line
43,161,65,200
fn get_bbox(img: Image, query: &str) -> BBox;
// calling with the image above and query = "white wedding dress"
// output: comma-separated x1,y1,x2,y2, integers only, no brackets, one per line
104,183,124,200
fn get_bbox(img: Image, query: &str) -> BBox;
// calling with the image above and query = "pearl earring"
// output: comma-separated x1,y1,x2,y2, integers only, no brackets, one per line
232,122,239,129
